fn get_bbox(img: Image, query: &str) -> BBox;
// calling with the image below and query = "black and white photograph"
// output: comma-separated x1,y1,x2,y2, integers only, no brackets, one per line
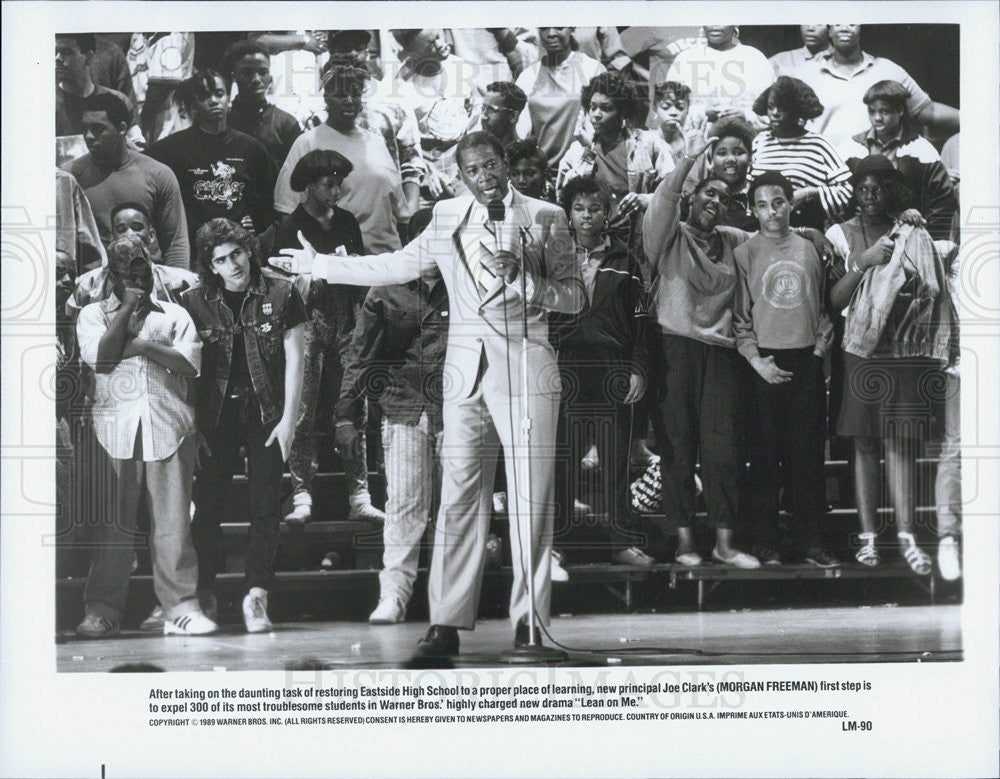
2,2,998,777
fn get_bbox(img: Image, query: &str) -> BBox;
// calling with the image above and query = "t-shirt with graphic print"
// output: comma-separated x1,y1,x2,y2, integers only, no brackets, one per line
148,125,276,245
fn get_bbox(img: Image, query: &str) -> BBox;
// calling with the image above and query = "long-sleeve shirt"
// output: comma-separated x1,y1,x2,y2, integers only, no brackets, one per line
77,294,201,460
732,232,834,362
641,155,750,348
334,278,448,428
748,130,852,225
62,149,191,268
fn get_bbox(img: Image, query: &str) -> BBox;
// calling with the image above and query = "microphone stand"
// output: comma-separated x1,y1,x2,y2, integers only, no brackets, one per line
501,225,567,664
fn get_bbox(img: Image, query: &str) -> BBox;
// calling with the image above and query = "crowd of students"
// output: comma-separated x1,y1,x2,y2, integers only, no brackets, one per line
55,25,963,640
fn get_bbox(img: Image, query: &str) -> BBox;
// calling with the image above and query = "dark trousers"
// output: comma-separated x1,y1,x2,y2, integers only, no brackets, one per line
555,351,643,555
192,391,284,594
746,348,827,552
631,324,667,449
658,335,739,530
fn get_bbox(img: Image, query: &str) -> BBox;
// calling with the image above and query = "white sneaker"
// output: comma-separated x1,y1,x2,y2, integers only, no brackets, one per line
938,536,962,581
164,610,218,636
348,502,385,522
242,588,273,633
284,501,312,523
140,605,165,631
369,596,406,624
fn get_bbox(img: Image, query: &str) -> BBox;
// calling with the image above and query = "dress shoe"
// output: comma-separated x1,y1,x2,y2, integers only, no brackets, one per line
416,625,459,657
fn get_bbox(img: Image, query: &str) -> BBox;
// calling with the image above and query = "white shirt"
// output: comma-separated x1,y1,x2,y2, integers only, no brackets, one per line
77,294,200,461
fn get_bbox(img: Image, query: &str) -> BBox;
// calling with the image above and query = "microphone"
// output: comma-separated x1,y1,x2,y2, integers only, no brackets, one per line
478,199,509,311
486,199,506,254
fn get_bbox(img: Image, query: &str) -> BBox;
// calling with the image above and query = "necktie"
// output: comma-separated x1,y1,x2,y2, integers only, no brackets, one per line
462,204,499,297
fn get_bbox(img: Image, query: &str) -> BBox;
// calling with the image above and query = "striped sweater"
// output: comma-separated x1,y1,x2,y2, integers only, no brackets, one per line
748,130,852,227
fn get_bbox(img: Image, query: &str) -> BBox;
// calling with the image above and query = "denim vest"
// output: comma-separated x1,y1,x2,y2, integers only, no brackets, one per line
181,269,299,430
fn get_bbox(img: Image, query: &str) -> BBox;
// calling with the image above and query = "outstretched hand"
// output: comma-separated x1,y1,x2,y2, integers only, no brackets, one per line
685,135,719,160
269,231,317,275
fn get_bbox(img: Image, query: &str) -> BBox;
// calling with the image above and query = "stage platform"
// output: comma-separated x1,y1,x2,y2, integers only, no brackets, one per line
56,604,962,672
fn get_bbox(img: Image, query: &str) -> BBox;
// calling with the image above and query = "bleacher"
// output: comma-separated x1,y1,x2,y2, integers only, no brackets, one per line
54,435,961,631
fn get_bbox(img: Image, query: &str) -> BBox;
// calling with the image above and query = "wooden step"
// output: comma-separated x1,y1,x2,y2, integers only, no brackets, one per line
55,560,960,631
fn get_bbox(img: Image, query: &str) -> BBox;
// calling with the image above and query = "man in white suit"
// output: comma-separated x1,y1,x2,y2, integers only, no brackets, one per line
271,131,583,656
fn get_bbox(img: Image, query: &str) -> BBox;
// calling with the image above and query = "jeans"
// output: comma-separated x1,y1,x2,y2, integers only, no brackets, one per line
379,412,441,604
555,352,644,555
288,309,369,505
192,392,284,594
746,348,827,553
658,335,740,530
84,433,199,621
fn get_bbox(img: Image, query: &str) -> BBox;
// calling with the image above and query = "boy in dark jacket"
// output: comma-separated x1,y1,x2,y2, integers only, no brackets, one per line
551,176,654,565
181,219,306,633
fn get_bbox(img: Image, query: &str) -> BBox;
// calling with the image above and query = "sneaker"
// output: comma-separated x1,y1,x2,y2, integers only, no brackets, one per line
369,596,406,624
711,547,761,569
242,588,273,633
348,502,386,522
550,549,570,582
937,536,961,581
805,548,841,569
612,547,656,567
284,502,312,524
76,612,120,639
758,547,782,566
140,605,165,631
163,610,218,636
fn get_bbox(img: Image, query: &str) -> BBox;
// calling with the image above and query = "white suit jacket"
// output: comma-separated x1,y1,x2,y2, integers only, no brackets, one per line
315,188,584,400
